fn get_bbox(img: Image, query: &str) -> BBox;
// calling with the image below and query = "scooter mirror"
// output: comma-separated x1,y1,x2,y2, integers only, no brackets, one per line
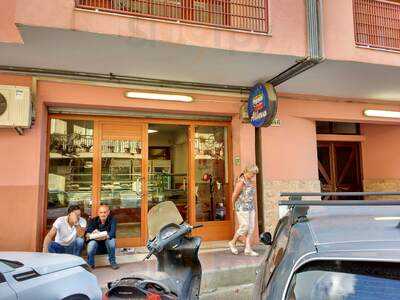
260,232,272,245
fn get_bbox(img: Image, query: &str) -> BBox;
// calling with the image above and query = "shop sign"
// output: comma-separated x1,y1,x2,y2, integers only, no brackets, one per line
270,118,281,127
247,83,277,128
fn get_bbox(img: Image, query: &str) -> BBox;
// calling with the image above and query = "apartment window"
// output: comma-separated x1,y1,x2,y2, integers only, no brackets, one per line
316,122,360,135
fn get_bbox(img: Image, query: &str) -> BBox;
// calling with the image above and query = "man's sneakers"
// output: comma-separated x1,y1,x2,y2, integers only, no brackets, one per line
87,263,119,270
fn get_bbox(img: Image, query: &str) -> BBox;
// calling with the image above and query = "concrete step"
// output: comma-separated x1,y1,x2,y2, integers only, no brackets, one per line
200,283,254,300
201,263,258,291
92,240,265,267
94,247,266,300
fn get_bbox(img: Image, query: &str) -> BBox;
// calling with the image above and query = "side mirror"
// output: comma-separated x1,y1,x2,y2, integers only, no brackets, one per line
260,232,272,245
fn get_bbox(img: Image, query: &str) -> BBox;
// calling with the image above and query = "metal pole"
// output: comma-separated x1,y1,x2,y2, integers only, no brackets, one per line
255,126,264,233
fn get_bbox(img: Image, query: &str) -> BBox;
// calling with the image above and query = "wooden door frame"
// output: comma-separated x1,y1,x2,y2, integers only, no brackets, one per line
317,140,363,199
189,124,234,241
333,142,363,194
44,114,233,246
95,120,148,247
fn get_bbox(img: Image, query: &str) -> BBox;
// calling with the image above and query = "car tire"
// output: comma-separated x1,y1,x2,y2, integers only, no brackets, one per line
62,294,90,300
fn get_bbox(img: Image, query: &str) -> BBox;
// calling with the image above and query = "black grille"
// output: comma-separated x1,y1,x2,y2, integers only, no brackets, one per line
13,270,40,282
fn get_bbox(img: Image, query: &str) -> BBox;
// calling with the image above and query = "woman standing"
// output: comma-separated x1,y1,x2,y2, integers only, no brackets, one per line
228,165,259,256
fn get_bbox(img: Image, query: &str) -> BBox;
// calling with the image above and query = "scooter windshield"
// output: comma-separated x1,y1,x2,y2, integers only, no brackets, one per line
147,201,184,241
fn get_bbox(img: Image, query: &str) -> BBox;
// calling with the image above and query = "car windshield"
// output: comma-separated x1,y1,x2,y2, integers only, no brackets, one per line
0,259,23,269
286,260,400,300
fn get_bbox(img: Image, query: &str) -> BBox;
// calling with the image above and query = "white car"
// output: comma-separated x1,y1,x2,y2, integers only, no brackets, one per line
0,252,102,300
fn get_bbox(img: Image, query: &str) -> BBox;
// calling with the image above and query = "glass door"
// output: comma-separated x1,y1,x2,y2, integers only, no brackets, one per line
194,126,229,222
96,122,148,247
190,124,233,242
147,124,189,221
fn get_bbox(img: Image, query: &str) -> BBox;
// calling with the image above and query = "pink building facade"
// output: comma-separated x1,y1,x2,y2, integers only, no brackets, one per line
1,0,400,251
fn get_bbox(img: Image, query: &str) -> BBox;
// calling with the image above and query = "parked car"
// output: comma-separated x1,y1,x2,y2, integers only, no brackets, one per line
0,252,102,300
253,192,400,300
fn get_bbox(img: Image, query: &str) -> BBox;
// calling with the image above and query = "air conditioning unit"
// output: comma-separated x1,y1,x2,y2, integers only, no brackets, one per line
0,85,32,128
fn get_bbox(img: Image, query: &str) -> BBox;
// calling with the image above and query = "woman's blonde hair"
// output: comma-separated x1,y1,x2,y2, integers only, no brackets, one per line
243,164,259,175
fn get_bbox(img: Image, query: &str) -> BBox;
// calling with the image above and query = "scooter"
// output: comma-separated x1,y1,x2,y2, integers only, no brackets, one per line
105,201,203,300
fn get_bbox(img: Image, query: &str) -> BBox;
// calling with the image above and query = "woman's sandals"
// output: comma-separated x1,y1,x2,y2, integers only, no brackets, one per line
244,249,259,257
228,241,239,255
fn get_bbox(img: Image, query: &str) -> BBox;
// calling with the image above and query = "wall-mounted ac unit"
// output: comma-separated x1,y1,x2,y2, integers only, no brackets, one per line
0,85,32,128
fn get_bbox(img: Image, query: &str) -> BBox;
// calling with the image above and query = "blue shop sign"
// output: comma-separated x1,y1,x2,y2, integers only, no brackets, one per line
247,83,277,128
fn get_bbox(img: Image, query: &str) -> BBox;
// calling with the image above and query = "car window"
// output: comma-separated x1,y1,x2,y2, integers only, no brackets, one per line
286,260,400,300
262,216,290,292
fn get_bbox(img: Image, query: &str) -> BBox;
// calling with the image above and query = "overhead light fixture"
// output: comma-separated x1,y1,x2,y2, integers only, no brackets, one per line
364,109,400,119
125,91,193,102
148,129,158,134
374,216,400,221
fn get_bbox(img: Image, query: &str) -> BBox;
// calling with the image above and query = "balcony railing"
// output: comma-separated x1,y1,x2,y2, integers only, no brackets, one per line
353,0,400,51
75,0,268,33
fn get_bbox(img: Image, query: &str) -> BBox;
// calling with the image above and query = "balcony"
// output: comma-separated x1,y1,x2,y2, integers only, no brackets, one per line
353,0,400,52
75,0,268,33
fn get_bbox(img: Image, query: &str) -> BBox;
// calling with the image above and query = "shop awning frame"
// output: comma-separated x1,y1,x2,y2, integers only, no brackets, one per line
48,107,232,122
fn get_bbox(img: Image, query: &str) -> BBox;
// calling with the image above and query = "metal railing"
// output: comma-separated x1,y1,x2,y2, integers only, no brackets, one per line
353,0,400,51
75,0,268,33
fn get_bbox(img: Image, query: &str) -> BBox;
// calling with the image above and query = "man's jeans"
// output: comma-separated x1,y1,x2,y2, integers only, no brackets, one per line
87,238,116,267
48,237,84,256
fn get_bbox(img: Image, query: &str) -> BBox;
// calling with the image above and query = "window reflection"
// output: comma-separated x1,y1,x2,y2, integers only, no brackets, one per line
47,119,93,229
147,124,189,221
101,139,142,238
286,260,400,300
195,126,228,222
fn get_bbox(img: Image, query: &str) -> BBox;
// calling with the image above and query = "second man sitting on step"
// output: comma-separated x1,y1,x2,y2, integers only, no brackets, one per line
86,205,119,270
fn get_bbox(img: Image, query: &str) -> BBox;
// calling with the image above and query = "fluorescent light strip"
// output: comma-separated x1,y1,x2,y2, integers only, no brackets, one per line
364,109,400,119
126,91,193,102
148,129,158,134
374,217,400,221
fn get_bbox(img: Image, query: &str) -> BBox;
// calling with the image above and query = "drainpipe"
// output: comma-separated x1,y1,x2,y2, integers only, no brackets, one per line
256,0,324,233
0,66,251,94
268,0,324,86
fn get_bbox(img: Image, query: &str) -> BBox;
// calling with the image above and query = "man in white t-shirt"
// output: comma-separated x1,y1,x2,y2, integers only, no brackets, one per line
42,205,86,256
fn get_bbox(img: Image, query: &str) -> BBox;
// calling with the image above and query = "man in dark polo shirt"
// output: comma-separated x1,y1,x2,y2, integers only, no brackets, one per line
86,205,119,269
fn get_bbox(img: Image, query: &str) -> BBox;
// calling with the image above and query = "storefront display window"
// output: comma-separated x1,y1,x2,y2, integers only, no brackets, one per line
47,118,93,228
46,117,232,244
195,126,228,222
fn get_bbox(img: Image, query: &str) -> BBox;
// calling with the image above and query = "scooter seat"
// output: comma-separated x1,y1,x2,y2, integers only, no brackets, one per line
127,272,179,296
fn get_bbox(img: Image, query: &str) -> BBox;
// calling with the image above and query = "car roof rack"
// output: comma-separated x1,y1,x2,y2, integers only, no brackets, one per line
281,191,400,200
279,200,400,206
279,192,400,226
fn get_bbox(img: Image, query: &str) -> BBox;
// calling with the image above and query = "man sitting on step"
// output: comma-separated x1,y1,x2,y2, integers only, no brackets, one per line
86,205,119,270
42,205,86,256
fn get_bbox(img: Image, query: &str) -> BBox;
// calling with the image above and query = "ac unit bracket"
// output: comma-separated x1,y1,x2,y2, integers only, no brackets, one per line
14,127,24,135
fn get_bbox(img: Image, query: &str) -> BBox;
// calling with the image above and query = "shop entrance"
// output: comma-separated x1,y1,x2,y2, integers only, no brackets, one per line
317,142,363,200
46,116,233,247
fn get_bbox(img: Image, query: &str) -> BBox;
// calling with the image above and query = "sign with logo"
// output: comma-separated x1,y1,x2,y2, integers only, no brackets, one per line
247,83,277,128
270,118,281,127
